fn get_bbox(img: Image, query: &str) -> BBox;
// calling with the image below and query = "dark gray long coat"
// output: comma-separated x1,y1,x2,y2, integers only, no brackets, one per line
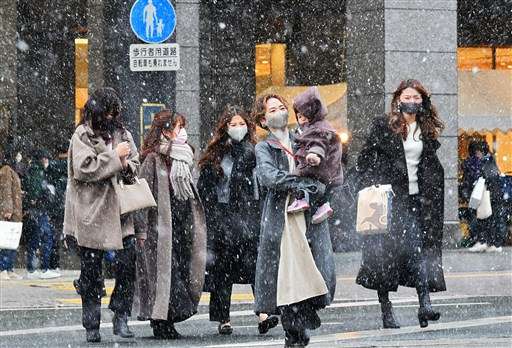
254,133,336,315
355,116,446,292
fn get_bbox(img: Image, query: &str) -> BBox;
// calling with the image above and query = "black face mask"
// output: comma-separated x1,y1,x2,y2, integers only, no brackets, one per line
399,102,422,114
100,119,116,135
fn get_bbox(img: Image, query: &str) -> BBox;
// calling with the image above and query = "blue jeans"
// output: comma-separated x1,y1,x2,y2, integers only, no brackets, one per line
0,249,17,272
26,212,54,272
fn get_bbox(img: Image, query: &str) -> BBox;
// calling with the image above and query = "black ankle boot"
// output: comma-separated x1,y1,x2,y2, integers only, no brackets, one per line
380,302,400,329
86,329,101,342
153,321,182,339
298,329,310,346
113,313,134,338
417,290,440,328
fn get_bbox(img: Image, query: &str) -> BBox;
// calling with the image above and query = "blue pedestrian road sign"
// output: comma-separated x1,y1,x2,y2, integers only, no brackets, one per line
130,0,176,44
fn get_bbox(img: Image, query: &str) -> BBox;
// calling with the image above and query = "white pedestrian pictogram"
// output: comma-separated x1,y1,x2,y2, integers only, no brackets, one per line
157,19,164,37
143,0,158,38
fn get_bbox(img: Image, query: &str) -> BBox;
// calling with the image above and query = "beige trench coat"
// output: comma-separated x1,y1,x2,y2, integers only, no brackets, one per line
63,124,140,250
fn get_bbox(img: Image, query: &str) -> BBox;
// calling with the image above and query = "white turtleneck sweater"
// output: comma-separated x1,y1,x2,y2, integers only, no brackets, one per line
402,122,423,195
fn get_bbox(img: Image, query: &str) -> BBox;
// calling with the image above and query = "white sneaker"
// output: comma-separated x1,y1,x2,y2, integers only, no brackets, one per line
486,246,503,253
7,271,23,280
0,270,10,280
39,270,61,279
468,242,488,252
467,242,481,252
26,270,41,279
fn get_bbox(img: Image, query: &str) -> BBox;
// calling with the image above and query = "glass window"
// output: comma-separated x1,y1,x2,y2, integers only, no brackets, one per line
255,43,286,95
457,47,493,70
75,38,88,125
496,48,512,70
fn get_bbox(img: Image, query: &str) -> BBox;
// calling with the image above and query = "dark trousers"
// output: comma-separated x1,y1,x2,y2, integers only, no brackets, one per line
471,208,508,248
78,236,136,330
26,212,54,272
0,249,17,271
209,283,255,323
280,300,321,335
49,215,63,270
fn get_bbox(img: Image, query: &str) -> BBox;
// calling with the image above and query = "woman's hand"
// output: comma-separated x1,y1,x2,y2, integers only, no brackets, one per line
116,142,131,167
306,153,321,166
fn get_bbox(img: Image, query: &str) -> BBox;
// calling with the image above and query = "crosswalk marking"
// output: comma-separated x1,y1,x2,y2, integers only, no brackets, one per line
202,316,512,347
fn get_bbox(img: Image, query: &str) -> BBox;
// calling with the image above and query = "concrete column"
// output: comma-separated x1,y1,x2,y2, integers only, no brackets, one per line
346,0,459,244
0,1,17,153
87,0,105,91
175,0,201,148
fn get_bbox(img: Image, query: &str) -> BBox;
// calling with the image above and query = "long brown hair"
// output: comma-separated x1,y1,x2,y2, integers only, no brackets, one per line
140,109,185,161
199,105,256,175
388,79,444,140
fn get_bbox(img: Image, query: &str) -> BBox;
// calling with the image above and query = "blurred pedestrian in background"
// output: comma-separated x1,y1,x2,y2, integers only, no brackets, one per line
460,139,484,247
0,149,23,280
467,141,507,253
24,149,61,279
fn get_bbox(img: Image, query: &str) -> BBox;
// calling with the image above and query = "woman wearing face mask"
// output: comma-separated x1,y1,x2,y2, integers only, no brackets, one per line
134,109,206,339
64,87,141,343
355,79,446,329
198,105,278,335
252,95,336,347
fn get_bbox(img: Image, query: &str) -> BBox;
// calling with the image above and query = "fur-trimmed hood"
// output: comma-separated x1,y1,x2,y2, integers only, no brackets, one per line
293,86,328,124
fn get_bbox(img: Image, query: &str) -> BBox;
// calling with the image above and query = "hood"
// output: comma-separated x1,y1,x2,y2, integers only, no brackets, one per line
293,86,328,124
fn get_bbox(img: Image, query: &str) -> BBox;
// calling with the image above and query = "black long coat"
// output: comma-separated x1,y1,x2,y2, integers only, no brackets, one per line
197,140,261,289
355,116,446,292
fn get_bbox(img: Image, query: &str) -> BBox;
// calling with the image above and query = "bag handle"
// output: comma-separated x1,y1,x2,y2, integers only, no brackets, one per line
117,175,141,189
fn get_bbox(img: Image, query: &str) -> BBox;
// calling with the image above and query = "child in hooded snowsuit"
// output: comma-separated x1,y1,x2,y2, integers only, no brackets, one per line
288,86,344,224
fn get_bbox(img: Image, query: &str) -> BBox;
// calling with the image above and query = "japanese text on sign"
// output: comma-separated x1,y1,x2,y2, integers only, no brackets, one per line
130,43,180,72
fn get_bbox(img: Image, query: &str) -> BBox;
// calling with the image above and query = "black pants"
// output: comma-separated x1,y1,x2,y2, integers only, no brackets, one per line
471,208,508,247
49,215,63,270
209,284,255,322
78,236,136,330
280,300,321,335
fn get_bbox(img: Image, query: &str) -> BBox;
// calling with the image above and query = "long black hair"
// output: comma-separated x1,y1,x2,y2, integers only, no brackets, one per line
199,104,256,175
80,87,124,141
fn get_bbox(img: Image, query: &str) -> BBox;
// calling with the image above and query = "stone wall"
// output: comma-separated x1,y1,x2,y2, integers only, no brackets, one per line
0,1,17,154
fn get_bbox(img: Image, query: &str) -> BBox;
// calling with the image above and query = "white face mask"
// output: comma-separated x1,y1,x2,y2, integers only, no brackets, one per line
265,110,289,129
227,125,248,142
173,128,188,144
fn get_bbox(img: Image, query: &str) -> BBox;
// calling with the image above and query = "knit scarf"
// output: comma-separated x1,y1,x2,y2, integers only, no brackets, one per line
159,136,195,201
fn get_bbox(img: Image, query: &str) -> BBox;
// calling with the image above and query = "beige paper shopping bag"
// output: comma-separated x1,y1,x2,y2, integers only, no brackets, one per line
356,185,394,235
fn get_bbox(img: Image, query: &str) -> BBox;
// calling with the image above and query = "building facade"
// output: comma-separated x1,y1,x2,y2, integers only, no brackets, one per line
0,0,510,245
